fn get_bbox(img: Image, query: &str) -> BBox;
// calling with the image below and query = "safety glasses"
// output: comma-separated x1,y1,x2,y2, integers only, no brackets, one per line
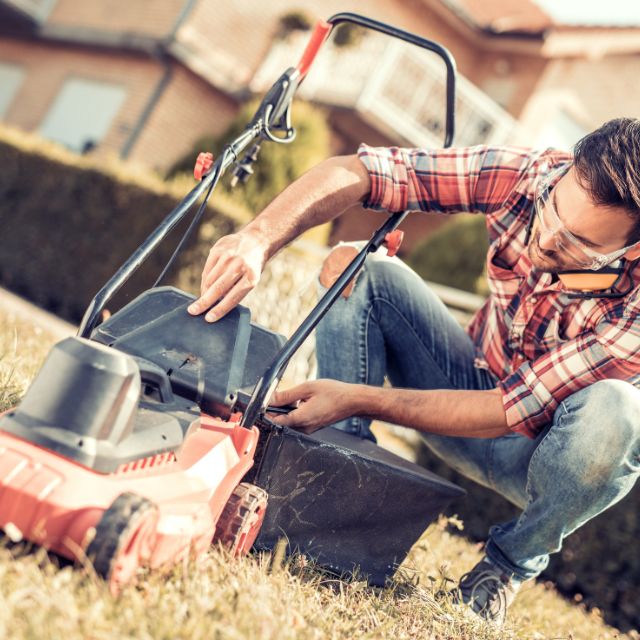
534,164,638,270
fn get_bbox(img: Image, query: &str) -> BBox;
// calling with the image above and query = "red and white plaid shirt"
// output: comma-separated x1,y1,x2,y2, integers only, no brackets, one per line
358,144,640,437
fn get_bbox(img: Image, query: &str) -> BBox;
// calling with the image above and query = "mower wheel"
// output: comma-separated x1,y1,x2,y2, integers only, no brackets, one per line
213,482,268,556
86,492,159,591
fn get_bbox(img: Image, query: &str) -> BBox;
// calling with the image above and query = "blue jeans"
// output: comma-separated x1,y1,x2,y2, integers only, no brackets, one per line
315,247,640,581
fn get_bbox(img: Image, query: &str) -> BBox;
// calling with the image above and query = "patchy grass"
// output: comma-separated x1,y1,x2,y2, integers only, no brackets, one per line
0,309,633,640
0,311,57,412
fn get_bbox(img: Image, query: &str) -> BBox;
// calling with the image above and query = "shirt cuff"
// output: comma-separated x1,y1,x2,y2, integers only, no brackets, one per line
497,363,558,438
357,144,409,213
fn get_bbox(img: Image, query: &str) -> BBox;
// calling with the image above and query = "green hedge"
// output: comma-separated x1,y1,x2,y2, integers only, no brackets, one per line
407,214,489,294
417,443,640,633
0,127,249,322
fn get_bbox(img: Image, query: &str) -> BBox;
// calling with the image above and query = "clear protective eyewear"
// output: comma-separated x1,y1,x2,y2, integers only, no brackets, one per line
534,164,638,270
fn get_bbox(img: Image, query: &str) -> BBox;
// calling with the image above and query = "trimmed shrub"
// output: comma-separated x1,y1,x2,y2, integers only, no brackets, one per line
0,126,248,322
333,23,368,48
277,10,314,37
407,214,489,294
169,100,331,213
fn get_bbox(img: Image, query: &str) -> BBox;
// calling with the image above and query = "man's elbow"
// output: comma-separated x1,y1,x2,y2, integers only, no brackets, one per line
321,154,371,201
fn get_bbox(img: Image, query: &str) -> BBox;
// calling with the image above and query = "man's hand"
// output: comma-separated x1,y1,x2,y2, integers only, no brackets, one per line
187,232,268,322
269,379,358,434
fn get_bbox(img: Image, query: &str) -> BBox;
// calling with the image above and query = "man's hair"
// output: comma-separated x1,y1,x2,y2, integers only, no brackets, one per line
573,117,640,244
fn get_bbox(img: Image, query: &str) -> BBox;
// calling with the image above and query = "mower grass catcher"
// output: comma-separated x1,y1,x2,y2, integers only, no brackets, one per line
0,14,463,592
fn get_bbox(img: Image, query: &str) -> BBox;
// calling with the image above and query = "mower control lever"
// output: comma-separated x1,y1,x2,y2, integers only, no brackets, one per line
230,143,261,187
383,230,404,257
227,389,295,417
296,20,332,80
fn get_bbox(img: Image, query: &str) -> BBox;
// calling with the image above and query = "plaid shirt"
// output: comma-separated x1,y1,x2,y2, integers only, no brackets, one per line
357,144,640,437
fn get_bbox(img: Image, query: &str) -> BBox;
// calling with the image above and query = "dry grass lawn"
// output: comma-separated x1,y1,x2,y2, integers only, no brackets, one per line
0,307,633,640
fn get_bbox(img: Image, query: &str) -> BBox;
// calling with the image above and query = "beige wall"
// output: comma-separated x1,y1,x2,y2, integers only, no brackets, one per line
181,0,498,89
519,54,640,141
181,0,551,121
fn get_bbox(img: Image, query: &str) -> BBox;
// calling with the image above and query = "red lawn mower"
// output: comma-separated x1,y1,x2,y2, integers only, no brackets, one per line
0,13,462,593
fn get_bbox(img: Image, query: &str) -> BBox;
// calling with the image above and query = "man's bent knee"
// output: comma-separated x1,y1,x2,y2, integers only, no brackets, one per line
319,245,360,297
552,380,640,481
557,379,640,433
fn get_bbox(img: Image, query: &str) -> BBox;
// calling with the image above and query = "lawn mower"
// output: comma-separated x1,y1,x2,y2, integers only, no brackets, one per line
0,13,464,592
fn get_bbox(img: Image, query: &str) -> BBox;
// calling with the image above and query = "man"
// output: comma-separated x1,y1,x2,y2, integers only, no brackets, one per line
188,117,640,624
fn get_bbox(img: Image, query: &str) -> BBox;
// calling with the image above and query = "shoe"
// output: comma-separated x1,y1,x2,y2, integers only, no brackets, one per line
455,558,520,625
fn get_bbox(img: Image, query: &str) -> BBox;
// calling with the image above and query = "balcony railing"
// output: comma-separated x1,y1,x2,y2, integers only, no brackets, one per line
251,32,517,148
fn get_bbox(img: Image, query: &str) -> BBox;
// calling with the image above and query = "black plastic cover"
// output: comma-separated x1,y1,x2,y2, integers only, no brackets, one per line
93,287,286,416
247,420,465,585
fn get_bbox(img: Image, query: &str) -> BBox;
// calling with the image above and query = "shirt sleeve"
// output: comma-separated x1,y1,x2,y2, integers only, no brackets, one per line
357,143,538,215
497,301,640,437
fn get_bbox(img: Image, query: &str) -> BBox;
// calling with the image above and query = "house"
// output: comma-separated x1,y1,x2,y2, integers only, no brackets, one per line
1,0,640,251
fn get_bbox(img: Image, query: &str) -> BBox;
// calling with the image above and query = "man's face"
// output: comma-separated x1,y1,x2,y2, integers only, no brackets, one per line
528,167,636,273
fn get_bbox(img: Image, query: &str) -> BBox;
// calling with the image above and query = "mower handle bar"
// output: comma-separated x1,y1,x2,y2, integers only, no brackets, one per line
239,14,457,425
77,13,457,426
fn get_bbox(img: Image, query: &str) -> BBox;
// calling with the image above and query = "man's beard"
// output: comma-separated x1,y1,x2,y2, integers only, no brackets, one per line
527,229,570,273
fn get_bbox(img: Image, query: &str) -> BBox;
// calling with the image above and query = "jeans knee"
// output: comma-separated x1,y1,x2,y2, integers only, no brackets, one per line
317,244,398,306
557,380,640,437
319,244,361,298
551,380,640,483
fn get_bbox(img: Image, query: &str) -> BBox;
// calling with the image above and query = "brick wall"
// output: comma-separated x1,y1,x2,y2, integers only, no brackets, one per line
0,37,163,156
0,37,237,169
47,0,186,38
128,64,237,173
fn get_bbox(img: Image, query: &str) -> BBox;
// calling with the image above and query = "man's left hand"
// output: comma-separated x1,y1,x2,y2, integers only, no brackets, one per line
268,379,358,434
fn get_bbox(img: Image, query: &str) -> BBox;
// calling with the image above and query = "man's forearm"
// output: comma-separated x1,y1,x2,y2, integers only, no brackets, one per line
353,385,510,438
242,154,370,259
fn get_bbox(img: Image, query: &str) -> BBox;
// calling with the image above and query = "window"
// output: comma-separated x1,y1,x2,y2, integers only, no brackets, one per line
0,63,24,119
39,78,127,153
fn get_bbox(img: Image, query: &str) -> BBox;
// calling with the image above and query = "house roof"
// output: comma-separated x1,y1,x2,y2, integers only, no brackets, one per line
442,0,640,34
438,0,553,35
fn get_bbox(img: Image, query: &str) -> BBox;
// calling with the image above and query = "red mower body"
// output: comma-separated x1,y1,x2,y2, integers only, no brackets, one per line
0,326,271,592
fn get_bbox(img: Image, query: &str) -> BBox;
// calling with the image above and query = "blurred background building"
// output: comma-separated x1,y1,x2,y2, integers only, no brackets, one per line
1,0,640,247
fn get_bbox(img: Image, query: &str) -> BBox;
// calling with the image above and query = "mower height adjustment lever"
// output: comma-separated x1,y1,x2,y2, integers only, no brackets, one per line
194,152,214,181
383,230,404,257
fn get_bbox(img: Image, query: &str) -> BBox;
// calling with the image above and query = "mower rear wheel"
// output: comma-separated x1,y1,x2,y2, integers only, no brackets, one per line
86,492,159,591
213,482,268,556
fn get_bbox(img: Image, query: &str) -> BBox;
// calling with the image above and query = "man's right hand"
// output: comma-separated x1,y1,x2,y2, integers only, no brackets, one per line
187,231,268,322
187,155,371,322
